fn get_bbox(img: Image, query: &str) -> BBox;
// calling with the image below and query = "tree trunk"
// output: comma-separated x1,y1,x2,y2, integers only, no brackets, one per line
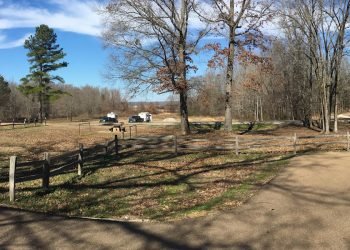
224,1,235,132
178,0,190,135
179,91,190,135
39,92,43,123
255,96,259,121
224,32,234,131
260,96,263,122
334,92,338,133
322,86,330,133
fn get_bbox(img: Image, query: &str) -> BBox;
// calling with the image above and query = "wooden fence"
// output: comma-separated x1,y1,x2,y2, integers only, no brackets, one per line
0,121,43,129
3,132,350,201
119,132,350,155
5,135,119,201
78,122,91,135
118,125,137,139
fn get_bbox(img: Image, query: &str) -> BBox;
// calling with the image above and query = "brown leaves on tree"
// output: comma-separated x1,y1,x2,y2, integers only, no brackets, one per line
205,30,271,70
241,55,273,92
154,57,198,94
205,43,229,68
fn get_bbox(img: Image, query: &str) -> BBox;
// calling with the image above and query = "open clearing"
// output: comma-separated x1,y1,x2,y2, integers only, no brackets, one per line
1,116,349,221
1,151,350,249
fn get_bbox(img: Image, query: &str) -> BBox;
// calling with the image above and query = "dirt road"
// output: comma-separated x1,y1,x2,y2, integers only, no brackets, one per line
1,152,350,249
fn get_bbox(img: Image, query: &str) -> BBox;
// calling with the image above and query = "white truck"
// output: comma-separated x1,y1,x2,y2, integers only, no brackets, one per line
138,112,152,122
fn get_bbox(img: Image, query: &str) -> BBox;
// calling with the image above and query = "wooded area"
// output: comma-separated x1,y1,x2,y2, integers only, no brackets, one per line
101,0,350,134
0,82,127,121
1,0,350,133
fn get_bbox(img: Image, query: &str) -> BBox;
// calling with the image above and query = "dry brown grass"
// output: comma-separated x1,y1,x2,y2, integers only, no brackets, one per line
1,116,349,221
1,117,347,164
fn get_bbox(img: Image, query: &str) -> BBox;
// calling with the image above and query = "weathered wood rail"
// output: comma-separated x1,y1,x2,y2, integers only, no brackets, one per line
119,125,137,139
5,135,119,201
3,132,350,201
0,122,41,129
119,132,350,155
78,122,91,135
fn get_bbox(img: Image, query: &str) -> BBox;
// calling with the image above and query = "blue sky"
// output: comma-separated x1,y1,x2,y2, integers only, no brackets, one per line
0,0,200,101
0,0,277,101
0,0,106,83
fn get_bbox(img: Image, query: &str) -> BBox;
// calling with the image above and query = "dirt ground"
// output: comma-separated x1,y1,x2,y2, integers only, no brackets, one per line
1,151,349,249
0,119,172,163
1,115,349,165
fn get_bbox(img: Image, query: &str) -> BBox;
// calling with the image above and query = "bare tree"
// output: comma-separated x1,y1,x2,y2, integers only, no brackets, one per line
102,0,208,135
196,0,273,131
280,0,350,133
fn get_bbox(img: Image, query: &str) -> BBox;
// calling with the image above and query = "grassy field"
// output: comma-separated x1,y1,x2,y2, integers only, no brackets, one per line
0,150,289,221
0,116,343,221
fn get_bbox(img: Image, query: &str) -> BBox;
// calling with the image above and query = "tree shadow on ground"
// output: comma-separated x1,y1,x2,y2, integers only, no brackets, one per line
4,148,296,221
2,150,350,248
1,152,349,250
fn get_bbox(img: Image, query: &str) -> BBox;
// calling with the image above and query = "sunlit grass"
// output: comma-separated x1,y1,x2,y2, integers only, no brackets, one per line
0,151,290,221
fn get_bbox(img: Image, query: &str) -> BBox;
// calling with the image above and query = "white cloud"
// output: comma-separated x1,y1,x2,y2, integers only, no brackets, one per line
0,0,106,48
0,32,31,49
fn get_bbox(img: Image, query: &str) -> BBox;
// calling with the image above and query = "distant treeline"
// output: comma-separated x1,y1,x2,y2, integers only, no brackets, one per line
0,82,180,122
0,83,126,121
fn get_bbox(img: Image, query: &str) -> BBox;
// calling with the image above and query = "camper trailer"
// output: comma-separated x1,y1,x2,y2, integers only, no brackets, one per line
138,112,152,122
107,112,117,119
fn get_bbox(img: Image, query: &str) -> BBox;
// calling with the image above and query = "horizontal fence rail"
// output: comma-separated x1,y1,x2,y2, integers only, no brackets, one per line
3,132,350,202
4,135,119,201
78,122,91,135
116,133,350,156
0,122,42,129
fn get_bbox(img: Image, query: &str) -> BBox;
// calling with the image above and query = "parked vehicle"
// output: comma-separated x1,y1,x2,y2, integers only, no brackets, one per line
100,112,118,124
107,112,117,120
99,116,117,124
128,115,144,123
138,112,152,122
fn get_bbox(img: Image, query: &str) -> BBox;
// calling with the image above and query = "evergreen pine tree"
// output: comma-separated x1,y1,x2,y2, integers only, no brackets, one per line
0,75,11,107
19,24,68,122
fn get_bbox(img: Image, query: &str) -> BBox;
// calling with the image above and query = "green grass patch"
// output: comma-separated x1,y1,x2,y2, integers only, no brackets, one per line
232,122,278,133
0,151,289,221
169,157,289,219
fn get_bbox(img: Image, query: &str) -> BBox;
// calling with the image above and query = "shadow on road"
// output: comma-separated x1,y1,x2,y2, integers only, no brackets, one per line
1,152,350,249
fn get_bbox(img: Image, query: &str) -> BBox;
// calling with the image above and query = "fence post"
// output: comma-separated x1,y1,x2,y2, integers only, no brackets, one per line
122,130,125,140
89,122,91,132
12,120,14,129
174,135,178,156
79,124,81,136
235,136,239,156
105,141,109,155
78,144,83,176
135,125,137,137
347,131,349,152
42,152,50,190
293,133,297,155
9,156,16,202
115,135,119,157
129,126,132,139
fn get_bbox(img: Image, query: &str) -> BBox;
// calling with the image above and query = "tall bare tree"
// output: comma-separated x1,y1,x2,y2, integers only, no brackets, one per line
280,0,350,133
196,0,273,131
102,0,208,135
